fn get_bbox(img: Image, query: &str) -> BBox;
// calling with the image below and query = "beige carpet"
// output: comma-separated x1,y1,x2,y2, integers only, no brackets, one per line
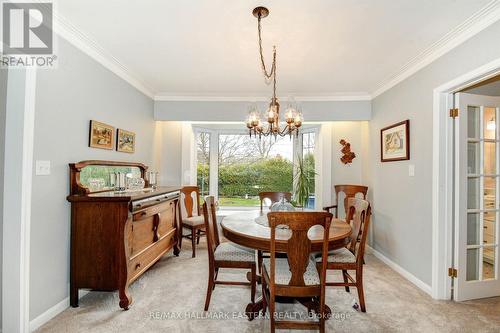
37,240,500,333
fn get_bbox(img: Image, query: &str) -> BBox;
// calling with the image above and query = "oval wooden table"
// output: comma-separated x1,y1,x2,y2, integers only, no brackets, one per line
221,210,352,321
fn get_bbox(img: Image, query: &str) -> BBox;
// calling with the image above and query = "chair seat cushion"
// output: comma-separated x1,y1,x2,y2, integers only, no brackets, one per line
263,258,320,286
182,215,205,226
313,247,356,263
214,243,255,262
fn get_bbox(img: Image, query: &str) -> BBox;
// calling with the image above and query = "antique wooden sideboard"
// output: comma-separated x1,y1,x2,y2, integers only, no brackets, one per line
67,160,181,310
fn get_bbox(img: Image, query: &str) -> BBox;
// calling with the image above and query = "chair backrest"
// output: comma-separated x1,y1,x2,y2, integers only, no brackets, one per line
267,212,332,287
203,196,220,264
344,197,371,263
259,192,292,211
334,185,368,218
180,186,201,218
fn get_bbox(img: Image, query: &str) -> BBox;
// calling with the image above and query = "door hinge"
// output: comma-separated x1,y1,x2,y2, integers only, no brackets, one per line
448,267,458,278
449,108,459,118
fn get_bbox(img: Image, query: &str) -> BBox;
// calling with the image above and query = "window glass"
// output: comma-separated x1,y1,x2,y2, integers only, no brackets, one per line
302,132,316,209
217,134,293,207
196,132,210,198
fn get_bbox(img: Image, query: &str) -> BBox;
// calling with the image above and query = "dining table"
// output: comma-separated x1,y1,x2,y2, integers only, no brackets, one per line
221,210,352,320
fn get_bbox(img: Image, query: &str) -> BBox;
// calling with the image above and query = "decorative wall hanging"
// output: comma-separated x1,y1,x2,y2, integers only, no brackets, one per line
380,120,410,162
340,139,356,164
89,120,114,150
116,129,136,153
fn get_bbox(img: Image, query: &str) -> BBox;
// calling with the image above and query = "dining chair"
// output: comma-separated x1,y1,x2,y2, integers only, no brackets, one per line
179,186,206,258
315,197,371,312
323,185,368,218
203,196,257,311
261,211,332,333
259,191,292,212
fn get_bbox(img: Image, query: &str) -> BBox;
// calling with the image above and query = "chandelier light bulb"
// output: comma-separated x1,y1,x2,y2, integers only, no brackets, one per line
285,108,295,123
294,113,303,127
252,113,260,127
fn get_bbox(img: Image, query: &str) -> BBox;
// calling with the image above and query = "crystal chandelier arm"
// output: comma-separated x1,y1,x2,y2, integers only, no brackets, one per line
279,124,293,137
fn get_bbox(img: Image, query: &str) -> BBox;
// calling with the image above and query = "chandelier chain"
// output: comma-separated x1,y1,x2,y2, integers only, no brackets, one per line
257,14,277,101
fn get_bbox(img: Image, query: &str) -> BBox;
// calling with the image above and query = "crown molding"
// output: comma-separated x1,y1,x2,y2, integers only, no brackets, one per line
371,0,500,98
33,1,155,98
153,94,372,102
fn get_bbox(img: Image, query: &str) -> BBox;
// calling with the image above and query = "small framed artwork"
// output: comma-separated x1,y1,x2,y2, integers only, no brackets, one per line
89,120,114,150
380,120,410,162
116,129,136,153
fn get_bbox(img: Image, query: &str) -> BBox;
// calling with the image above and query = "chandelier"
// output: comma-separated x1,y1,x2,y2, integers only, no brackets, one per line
245,6,303,138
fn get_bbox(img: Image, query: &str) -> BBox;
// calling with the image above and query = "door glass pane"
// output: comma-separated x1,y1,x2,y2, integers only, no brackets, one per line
465,102,499,284
468,142,479,174
484,177,496,209
467,177,479,209
484,107,496,140
467,213,480,246
196,132,210,198
468,106,479,139
483,247,495,280
466,248,480,281
484,142,496,174
484,211,496,245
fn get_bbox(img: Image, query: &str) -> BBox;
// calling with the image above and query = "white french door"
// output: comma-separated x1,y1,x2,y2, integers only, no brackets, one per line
455,92,500,301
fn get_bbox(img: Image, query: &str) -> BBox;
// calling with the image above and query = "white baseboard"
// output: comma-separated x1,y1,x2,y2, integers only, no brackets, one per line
367,246,433,297
29,290,89,332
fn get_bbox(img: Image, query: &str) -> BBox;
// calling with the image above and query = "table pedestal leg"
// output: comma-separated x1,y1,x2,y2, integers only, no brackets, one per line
246,271,262,284
245,297,332,322
298,297,332,319
245,297,264,321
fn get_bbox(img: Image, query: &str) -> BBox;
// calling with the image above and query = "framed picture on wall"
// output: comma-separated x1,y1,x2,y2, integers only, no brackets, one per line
116,128,136,153
89,120,114,150
380,120,410,162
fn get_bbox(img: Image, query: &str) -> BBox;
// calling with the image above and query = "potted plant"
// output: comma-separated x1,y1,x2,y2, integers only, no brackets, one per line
293,154,316,208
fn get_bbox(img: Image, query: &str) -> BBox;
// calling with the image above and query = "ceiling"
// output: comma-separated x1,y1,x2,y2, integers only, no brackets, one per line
55,0,497,98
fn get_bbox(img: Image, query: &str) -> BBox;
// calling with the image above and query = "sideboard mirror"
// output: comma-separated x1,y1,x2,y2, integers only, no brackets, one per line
69,160,148,195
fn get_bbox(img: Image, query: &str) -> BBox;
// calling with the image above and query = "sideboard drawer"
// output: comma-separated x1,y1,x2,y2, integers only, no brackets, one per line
132,200,172,221
129,228,176,282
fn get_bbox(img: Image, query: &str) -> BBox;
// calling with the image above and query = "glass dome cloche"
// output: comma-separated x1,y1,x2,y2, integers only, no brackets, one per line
270,197,295,212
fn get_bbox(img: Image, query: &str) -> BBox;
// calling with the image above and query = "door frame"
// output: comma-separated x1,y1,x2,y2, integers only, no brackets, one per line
432,57,500,299
2,67,37,332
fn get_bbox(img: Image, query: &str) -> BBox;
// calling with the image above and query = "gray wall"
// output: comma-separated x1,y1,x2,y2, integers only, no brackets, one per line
0,68,7,330
154,100,371,121
30,37,156,320
368,20,500,285
158,122,183,186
